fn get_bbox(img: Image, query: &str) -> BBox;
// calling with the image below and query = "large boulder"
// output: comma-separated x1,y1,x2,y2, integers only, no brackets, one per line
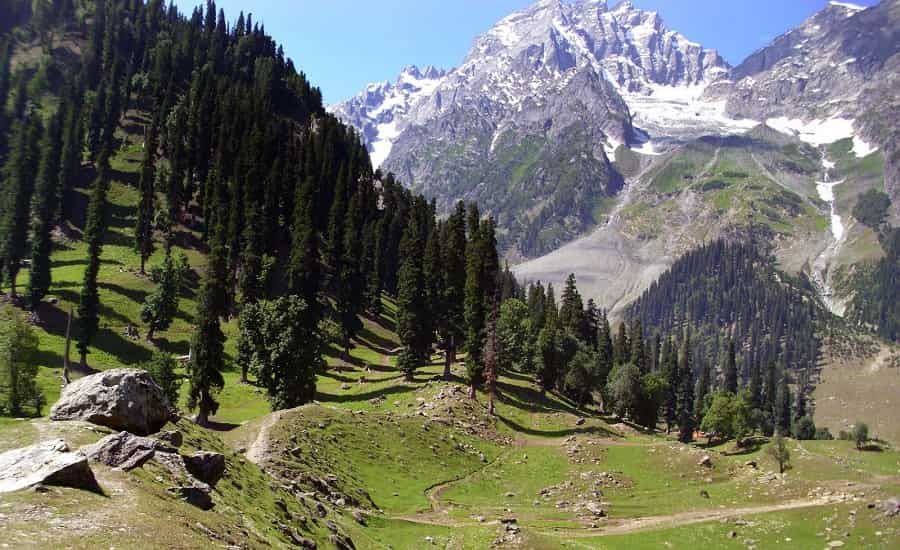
183,451,226,486
81,431,168,471
50,368,171,435
0,439,100,493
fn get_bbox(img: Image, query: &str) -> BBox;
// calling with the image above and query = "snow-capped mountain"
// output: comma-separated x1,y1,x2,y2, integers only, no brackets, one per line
332,0,897,267
330,65,445,168
332,0,735,257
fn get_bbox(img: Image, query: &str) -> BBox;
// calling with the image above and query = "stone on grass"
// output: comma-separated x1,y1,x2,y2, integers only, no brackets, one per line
0,439,100,493
50,368,171,435
183,451,226,486
82,431,163,470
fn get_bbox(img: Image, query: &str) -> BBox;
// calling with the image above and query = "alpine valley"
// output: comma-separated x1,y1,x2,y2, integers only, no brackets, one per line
1,1,899,549
334,0,899,319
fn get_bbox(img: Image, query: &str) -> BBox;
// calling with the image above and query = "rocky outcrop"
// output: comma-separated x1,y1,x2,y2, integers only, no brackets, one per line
0,439,100,493
50,368,171,436
81,431,168,471
183,451,226,486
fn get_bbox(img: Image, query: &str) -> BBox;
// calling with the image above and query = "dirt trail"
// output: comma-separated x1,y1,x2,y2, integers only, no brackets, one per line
541,496,840,538
245,410,285,465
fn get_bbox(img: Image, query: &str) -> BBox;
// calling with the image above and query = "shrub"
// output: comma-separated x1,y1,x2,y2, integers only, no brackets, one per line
792,416,816,440
815,427,834,440
143,352,182,406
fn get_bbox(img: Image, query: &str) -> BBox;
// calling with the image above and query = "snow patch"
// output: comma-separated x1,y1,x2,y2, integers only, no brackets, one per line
765,117,855,146
369,121,399,168
851,135,878,158
829,1,865,13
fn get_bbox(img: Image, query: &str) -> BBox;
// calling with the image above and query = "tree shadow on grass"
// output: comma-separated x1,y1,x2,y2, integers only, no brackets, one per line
205,420,241,432
355,325,396,356
99,281,150,305
495,380,583,417
93,328,153,365
316,383,413,404
495,414,620,439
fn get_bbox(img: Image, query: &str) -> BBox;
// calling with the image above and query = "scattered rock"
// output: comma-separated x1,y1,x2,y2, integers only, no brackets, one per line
575,417,586,426
699,455,713,467
352,510,366,525
183,451,226,486
50,368,171,435
81,431,163,471
744,460,757,469
877,497,900,518
171,484,213,510
157,430,183,448
0,439,100,493
727,531,737,538
827,541,845,548
699,489,710,499
329,533,355,550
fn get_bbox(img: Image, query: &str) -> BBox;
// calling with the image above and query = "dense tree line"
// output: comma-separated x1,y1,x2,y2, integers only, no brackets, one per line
0,1,507,424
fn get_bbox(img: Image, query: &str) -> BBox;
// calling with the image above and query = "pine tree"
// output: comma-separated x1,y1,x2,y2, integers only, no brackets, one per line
287,178,320,329
28,110,63,308
134,121,158,274
397,211,428,381
439,201,467,378
775,369,792,435
141,252,187,341
76,159,111,367
1,112,42,298
695,353,711,420
662,337,679,433
748,359,762,410
613,322,629,365
56,76,84,223
677,332,695,443
723,337,738,394
464,215,486,396
630,319,646,373
558,273,584,336
187,231,228,426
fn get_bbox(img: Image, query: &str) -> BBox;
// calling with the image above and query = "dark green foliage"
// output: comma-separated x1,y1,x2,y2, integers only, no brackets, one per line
558,273,584,337
606,362,642,420
0,304,40,416
76,161,111,366
188,235,228,426
767,435,790,474
397,209,429,381
723,337,738,394
792,416,816,440
677,333,695,443
852,189,890,229
28,109,63,308
143,352,182,407
775,370,792,435
852,422,869,449
141,252,188,341
627,240,822,391
237,296,323,410
843,226,899,341
497,298,533,373
0,111,42,297
135,122,158,274
438,202,467,376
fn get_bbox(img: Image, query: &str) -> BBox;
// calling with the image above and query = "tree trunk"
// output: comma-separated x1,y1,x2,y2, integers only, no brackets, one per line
79,349,88,370
488,395,495,416
240,364,248,384
145,327,154,342
195,407,209,427
443,349,452,379
139,255,145,275
62,306,72,385
468,384,477,400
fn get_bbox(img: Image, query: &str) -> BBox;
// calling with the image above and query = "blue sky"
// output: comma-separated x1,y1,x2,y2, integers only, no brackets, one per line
172,0,879,104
